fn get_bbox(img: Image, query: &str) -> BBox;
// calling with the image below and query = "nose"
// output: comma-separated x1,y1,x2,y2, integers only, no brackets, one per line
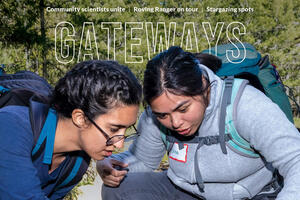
170,114,183,129
113,139,125,149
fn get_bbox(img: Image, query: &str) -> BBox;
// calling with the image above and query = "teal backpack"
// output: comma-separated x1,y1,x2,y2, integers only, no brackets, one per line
202,42,294,123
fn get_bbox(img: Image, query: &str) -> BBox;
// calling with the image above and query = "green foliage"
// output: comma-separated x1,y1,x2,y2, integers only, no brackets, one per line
294,118,300,128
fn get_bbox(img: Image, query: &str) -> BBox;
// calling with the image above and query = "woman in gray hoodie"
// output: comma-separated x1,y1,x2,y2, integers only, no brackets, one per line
97,46,300,200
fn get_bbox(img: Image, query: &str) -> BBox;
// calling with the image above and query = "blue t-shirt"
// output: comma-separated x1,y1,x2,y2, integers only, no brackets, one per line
0,106,82,199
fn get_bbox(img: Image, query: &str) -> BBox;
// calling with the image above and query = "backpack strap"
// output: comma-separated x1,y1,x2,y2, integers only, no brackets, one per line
223,78,260,158
30,103,57,164
218,76,234,154
55,151,90,190
159,121,232,193
56,156,83,188
29,99,50,146
159,125,173,152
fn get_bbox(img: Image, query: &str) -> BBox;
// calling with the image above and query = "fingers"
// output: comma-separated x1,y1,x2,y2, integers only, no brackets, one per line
102,168,127,187
103,174,126,187
98,158,129,187
111,167,128,177
111,159,129,168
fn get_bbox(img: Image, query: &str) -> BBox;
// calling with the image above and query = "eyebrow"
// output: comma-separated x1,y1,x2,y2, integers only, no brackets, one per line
152,100,190,115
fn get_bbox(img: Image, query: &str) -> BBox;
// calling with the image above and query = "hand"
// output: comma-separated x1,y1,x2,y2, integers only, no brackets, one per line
96,158,129,187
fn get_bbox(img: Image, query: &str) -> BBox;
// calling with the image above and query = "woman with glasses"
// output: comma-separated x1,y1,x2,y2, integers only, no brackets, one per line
0,60,142,199
97,47,300,200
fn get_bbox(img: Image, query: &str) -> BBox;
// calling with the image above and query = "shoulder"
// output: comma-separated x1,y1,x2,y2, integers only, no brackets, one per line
0,105,30,120
237,84,282,115
0,105,31,131
0,106,33,154
234,84,293,142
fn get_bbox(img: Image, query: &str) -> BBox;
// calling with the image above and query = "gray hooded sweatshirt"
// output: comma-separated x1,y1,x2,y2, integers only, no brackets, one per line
111,65,300,200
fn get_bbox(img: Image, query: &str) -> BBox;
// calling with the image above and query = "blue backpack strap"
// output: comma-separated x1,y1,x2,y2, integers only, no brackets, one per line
31,108,57,164
57,156,83,188
223,78,260,158
56,151,90,190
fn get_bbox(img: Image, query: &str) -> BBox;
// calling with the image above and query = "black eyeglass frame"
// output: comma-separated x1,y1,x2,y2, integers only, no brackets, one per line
86,115,138,146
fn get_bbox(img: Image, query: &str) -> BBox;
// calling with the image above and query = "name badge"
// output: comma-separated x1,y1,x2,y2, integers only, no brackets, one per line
169,142,188,163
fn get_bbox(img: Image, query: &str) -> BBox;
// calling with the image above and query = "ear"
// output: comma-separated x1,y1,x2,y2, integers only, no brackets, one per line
72,109,88,128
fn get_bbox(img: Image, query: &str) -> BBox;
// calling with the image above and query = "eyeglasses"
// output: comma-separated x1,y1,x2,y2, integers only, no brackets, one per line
86,115,138,146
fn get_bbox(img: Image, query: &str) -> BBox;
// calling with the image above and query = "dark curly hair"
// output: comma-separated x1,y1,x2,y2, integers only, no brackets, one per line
51,60,142,119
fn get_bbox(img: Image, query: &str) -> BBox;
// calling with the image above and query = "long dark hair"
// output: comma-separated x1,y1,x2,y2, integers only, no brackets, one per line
143,46,209,105
52,60,142,119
